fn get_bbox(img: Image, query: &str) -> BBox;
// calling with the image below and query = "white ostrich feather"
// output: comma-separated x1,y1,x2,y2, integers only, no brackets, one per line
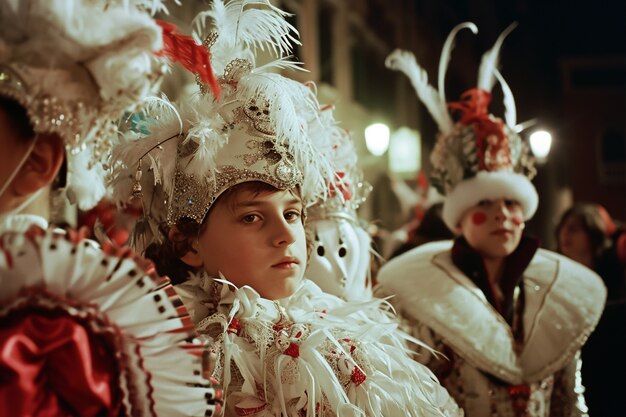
236,72,317,144
110,96,183,204
438,22,478,105
253,56,306,73
386,49,453,135
182,97,229,182
477,22,517,92
67,148,107,210
494,68,517,128
235,73,334,203
192,0,299,74
512,118,537,134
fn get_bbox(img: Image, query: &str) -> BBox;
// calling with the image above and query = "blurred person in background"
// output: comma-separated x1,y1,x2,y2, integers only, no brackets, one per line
556,202,626,416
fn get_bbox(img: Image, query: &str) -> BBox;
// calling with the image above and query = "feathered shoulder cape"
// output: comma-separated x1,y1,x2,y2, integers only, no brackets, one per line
178,275,462,417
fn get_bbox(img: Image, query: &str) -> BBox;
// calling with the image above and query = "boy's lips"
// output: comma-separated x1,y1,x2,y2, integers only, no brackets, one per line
490,228,513,235
272,257,300,268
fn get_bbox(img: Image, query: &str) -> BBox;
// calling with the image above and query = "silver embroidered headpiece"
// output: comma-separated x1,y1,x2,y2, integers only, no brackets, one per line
111,0,335,251
166,94,305,225
0,0,166,209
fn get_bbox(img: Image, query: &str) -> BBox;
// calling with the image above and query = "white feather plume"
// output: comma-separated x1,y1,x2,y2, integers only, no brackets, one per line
253,56,306,73
237,72,314,142
110,95,183,208
512,118,538,134
237,73,334,202
192,0,300,74
477,22,517,92
494,69,517,128
67,147,107,211
438,22,478,105
386,49,453,135
181,95,229,181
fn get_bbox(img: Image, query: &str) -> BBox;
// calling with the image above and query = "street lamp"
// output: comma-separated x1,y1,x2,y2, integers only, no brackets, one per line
529,130,552,162
364,123,390,156
389,127,421,176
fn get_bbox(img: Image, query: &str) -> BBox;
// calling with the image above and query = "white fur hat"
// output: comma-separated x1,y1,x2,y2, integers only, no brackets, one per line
441,171,538,230
386,22,538,230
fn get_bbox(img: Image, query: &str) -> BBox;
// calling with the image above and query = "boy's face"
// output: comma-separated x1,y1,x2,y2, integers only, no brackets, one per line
196,188,307,300
458,198,525,259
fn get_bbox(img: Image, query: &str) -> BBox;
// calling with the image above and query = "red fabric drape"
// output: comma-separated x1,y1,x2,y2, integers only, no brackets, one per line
0,313,120,417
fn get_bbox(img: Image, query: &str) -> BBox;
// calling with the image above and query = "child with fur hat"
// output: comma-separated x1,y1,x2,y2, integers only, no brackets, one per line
377,22,606,416
111,1,462,416
0,1,220,416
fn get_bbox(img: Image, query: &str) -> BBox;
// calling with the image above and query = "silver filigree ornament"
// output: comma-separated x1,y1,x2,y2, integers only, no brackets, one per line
0,64,128,170
223,58,253,85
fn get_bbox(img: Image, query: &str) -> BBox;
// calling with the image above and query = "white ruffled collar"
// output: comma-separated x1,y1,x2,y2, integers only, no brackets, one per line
0,214,48,234
377,241,606,384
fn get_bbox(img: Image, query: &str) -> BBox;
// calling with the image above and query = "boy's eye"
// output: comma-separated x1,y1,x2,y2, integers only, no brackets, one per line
478,199,492,207
504,199,518,207
242,214,259,223
284,210,302,222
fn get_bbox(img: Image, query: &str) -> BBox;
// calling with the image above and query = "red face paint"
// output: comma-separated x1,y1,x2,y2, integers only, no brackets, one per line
511,215,523,226
471,211,487,225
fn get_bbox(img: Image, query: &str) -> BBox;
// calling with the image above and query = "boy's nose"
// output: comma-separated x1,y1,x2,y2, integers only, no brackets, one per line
493,200,510,220
272,218,296,247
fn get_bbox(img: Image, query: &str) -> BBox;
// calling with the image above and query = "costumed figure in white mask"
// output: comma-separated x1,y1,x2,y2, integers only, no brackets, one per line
377,22,606,416
304,104,374,302
110,1,461,416
0,1,221,416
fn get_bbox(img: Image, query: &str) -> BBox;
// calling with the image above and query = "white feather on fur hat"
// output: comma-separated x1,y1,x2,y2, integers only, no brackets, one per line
386,22,537,230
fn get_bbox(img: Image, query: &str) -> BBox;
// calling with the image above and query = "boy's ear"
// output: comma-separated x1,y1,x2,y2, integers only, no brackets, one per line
13,133,64,197
168,227,203,267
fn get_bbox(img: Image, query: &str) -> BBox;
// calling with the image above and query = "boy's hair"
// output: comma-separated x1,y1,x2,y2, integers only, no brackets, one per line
0,96,35,141
145,182,307,284
0,96,67,188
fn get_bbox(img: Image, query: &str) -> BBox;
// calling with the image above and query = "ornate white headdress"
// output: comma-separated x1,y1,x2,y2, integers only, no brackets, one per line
0,0,168,209
386,23,538,230
111,0,334,252
305,104,371,225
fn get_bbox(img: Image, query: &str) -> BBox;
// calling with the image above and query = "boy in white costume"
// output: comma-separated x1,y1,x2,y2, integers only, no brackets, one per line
377,23,606,416
0,1,220,415
111,1,462,416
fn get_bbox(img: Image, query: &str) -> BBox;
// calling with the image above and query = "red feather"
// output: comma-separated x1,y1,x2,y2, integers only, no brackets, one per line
155,20,220,99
